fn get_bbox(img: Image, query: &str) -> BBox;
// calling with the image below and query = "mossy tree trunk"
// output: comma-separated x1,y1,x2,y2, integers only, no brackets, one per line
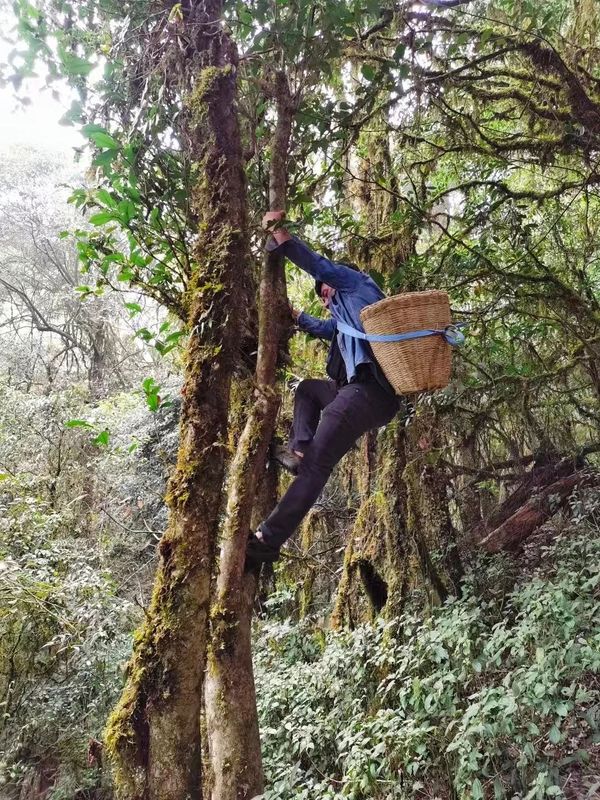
333,408,463,624
330,121,423,624
331,421,410,628
204,71,296,800
330,113,467,621
402,409,464,603
105,4,249,799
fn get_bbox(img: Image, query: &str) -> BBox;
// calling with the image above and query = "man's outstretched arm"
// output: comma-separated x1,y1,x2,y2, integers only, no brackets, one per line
263,211,363,291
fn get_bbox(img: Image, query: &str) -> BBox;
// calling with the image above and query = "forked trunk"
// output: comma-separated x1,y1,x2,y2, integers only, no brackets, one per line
104,3,249,797
205,71,295,800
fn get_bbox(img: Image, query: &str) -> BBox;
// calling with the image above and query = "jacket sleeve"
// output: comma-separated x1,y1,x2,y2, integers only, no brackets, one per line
297,312,336,340
277,236,364,291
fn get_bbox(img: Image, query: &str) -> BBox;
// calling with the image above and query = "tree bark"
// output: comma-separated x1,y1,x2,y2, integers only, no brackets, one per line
401,410,463,604
204,72,295,800
331,423,409,628
480,470,599,553
471,456,582,543
104,4,249,799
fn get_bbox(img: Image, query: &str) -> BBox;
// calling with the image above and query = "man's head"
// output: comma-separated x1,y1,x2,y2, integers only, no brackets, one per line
318,283,335,309
315,262,361,309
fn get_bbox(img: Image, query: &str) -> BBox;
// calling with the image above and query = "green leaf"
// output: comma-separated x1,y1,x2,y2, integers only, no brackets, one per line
142,377,158,393
90,131,119,149
93,430,110,447
392,43,406,61
125,302,142,316
118,199,137,222
135,328,153,342
59,49,94,77
361,64,376,82
141,376,164,411
89,211,116,226
130,252,149,268
117,267,135,282
471,778,484,800
81,123,105,137
92,150,118,169
65,419,93,429
165,330,186,344
146,393,160,412
480,28,493,45
19,2,42,20
548,725,561,744
168,2,183,22
238,6,253,27
96,188,117,208
59,99,83,126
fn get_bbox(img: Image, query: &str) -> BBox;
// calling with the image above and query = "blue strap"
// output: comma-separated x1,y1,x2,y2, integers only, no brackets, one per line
336,320,466,347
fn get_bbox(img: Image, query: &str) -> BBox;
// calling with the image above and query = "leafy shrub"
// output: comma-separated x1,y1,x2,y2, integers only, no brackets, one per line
0,483,138,798
255,527,600,799
0,383,162,799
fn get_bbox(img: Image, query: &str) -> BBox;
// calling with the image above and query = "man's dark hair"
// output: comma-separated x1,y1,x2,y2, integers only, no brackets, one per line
315,262,361,297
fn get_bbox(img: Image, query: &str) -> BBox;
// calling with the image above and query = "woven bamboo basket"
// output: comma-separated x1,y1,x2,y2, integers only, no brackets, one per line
360,290,452,394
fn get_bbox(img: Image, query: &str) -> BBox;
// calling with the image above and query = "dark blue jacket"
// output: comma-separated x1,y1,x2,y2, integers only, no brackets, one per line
270,235,385,383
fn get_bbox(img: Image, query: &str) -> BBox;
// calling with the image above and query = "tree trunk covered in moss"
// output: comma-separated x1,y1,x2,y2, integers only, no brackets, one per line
330,121,424,624
333,408,463,624
104,4,249,799
204,71,295,800
332,112,467,619
402,409,463,602
331,421,410,627
331,116,467,619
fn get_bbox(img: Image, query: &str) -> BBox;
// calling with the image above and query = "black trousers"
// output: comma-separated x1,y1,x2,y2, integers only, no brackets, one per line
260,377,400,548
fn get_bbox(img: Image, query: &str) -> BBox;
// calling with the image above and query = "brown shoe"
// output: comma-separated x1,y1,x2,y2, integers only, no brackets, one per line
272,443,301,475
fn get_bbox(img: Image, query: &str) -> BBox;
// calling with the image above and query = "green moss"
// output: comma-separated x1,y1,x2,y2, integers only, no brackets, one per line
331,424,415,626
330,533,355,630
298,510,322,618
209,597,243,659
104,521,195,797
226,378,253,452
188,65,234,125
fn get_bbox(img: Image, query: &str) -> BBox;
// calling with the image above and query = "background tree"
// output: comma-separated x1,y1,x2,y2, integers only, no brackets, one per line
0,147,146,396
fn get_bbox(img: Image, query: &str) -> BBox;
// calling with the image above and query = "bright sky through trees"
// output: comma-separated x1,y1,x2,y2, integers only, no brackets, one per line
0,27,80,153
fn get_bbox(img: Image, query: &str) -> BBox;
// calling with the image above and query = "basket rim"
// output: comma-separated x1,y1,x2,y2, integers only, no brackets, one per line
360,291,451,333
361,290,450,315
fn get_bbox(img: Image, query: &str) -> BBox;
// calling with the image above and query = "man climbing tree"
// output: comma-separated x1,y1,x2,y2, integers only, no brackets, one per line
246,210,402,568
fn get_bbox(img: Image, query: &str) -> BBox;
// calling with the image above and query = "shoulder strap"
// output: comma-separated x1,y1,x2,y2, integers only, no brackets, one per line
336,319,466,347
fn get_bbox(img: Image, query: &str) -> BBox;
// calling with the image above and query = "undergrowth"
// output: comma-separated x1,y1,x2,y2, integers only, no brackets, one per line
255,525,600,800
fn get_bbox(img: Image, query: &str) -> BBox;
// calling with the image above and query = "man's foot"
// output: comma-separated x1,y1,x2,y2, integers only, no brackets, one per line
245,531,281,571
271,443,302,475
